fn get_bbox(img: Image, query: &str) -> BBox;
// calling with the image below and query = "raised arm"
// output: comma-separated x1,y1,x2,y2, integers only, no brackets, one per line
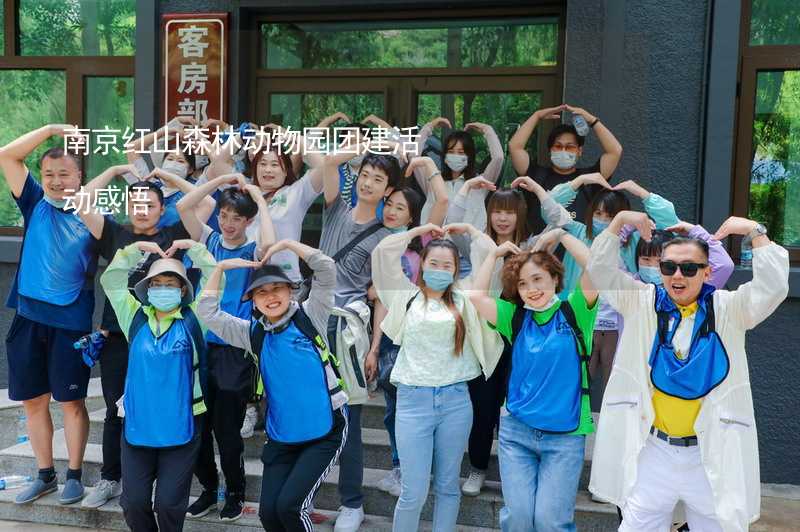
586,211,654,315
565,105,623,178
712,217,789,330
372,224,442,307
242,184,276,258
508,105,566,176
0,124,76,197
447,176,497,225
665,221,735,289
511,176,574,230
176,173,239,240
75,163,140,239
534,228,597,306
405,156,449,225
198,258,259,352
470,241,521,324
412,117,449,192
465,122,504,183
166,239,220,300
613,179,679,228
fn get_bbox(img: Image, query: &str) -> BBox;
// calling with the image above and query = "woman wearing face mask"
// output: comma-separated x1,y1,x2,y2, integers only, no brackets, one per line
371,222,504,531
508,104,623,234
469,230,598,532
446,178,572,496
100,238,217,532
413,117,505,231
634,223,734,289
364,156,449,497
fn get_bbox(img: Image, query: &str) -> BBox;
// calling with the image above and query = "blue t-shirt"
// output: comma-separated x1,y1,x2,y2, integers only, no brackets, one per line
201,230,257,345
156,190,185,229
6,174,97,331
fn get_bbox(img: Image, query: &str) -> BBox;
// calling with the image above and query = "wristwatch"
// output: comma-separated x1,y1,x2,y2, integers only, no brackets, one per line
747,223,767,240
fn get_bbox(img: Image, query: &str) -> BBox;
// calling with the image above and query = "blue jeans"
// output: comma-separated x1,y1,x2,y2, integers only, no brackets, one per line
393,382,473,532
498,413,585,532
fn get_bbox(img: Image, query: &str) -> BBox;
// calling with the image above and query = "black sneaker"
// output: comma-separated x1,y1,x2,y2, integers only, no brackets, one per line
220,492,245,522
186,490,217,518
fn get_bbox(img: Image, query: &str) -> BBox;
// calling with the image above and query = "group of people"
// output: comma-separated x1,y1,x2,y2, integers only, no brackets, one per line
0,105,789,532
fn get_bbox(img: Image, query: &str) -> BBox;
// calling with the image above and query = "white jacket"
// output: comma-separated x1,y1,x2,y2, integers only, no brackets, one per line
371,231,504,380
586,231,789,532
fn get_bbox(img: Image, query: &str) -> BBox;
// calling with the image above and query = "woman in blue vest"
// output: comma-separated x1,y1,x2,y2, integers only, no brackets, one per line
469,229,598,532
100,238,218,532
197,238,346,532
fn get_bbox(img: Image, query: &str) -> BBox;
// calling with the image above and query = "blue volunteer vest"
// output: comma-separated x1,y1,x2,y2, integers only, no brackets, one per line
649,285,730,400
255,320,334,444
124,317,195,447
507,307,586,433
17,201,95,305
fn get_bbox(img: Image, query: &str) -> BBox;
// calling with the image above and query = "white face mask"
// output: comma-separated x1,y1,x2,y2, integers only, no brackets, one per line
162,160,188,179
445,153,468,173
525,294,560,312
550,150,577,170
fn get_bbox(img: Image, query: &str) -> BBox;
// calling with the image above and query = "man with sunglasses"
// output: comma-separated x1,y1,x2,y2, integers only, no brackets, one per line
585,212,789,532
509,103,623,233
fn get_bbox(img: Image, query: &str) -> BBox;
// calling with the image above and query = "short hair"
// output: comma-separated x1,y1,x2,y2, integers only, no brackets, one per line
547,124,585,149
217,187,258,219
250,145,296,189
662,236,710,261
359,154,402,190
128,181,164,206
39,147,82,173
501,250,565,304
635,229,675,263
585,190,631,240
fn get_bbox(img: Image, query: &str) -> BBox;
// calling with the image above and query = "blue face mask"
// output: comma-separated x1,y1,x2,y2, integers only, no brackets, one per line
592,217,610,235
638,265,663,285
387,225,408,234
147,286,182,312
43,194,68,210
422,269,454,292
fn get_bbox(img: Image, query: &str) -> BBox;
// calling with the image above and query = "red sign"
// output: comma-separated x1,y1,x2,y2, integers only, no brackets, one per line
162,13,229,124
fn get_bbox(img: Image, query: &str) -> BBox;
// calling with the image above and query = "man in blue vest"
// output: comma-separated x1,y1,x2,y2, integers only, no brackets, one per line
0,124,97,505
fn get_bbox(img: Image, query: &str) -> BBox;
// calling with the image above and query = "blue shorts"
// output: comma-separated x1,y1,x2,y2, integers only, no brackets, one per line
5,314,91,402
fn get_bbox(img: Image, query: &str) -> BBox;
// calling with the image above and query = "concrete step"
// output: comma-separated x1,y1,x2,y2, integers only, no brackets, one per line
0,379,105,451
86,408,595,488
0,485,499,532
0,434,619,530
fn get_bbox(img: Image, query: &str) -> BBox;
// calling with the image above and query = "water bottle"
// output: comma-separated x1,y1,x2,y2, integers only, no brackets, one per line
217,482,225,510
573,114,590,137
16,415,28,444
0,475,32,490
740,235,753,268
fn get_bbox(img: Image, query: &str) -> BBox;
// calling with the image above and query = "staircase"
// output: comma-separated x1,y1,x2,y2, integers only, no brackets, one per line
0,380,795,530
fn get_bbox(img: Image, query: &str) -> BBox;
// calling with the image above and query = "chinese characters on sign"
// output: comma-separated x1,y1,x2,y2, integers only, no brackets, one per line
163,13,229,124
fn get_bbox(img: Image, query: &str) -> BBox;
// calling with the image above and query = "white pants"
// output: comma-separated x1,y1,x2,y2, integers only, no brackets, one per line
619,435,723,532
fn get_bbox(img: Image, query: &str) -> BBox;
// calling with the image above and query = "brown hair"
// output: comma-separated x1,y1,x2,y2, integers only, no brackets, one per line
501,250,565,305
250,144,296,191
416,239,466,356
485,189,531,245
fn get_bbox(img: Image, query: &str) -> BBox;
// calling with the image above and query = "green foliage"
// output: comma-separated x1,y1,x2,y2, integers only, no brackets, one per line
19,0,135,56
749,0,800,46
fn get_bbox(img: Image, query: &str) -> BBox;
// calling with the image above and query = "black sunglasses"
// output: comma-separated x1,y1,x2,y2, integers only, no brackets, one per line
659,260,708,277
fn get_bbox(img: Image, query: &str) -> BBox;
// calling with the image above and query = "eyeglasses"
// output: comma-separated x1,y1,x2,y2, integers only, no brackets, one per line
659,261,708,277
551,142,580,154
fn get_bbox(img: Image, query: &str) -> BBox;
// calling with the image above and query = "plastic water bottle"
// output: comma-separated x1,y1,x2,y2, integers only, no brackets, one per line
740,235,753,268
573,114,590,137
16,415,28,444
0,475,32,490
217,482,225,511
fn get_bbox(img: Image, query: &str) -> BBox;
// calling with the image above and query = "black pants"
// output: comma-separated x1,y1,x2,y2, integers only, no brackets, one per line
100,332,129,482
193,344,254,495
120,418,202,532
466,341,511,471
259,409,348,532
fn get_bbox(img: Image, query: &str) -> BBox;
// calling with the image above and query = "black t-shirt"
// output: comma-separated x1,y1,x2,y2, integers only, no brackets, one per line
523,159,604,234
97,217,191,332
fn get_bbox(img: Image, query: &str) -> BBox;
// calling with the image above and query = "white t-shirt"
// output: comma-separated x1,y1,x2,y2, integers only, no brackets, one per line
245,171,321,282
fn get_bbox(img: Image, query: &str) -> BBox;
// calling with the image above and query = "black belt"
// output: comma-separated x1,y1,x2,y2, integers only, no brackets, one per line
650,426,698,447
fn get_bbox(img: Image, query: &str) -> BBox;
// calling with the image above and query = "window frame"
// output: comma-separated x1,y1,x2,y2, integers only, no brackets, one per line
733,0,800,261
0,0,134,235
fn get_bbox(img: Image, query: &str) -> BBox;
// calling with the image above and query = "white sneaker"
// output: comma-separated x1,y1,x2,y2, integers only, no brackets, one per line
241,405,257,438
334,505,364,532
377,467,401,497
461,470,485,496
81,479,122,508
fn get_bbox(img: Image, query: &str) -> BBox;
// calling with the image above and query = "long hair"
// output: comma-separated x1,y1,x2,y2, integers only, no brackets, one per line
388,187,425,253
501,250,565,305
485,189,530,245
416,239,466,356
585,189,631,240
442,131,477,181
